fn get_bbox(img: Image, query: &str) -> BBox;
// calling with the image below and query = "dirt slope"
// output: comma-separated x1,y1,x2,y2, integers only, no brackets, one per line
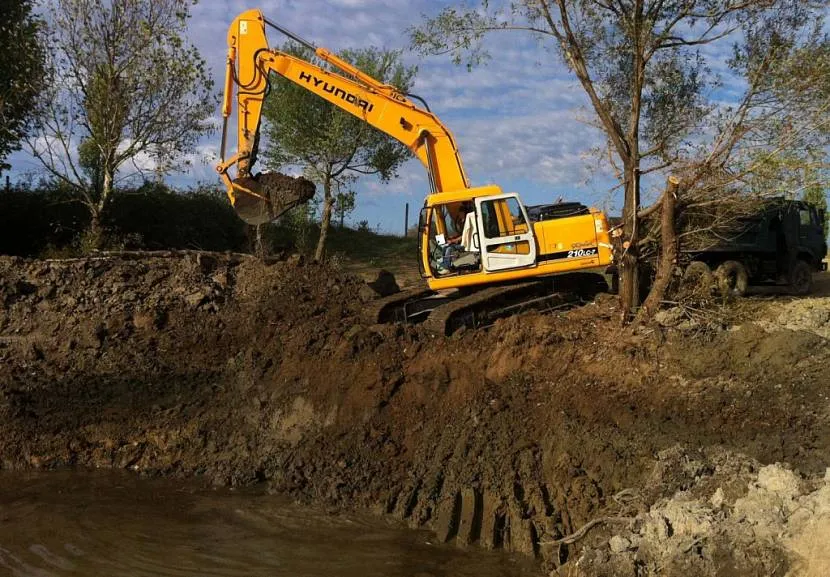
1,254,829,576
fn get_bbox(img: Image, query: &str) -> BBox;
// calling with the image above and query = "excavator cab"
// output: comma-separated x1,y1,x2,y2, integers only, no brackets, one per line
420,186,613,291
420,187,542,280
421,201,482,276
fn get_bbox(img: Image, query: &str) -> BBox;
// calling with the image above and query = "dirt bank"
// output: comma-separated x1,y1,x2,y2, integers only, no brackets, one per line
1,254,829,576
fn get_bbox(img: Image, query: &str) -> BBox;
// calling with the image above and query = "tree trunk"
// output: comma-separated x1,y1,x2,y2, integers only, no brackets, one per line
255,224,266,258
636,176,680,323
86,209,104,252
619,165,641,321
86,165,115,251
314,175,334,262
619,3,647,322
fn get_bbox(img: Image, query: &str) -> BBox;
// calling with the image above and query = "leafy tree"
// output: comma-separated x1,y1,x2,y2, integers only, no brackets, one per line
334,188,356,228
635,17,829,319
77,137,104,199
0,1,46,172
738,24,830,238
743,150,827,207
262,44,416,261
26,0,215,247
411,0,827,318
661,9,830,256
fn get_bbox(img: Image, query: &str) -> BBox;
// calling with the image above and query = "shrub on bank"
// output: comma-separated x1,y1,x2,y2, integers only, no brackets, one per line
0,185,88,256
104,183,248,252
0,182,248,256
0,180,412,261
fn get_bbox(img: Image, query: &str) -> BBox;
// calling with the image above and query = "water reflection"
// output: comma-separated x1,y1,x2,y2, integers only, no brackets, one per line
0,471,539,577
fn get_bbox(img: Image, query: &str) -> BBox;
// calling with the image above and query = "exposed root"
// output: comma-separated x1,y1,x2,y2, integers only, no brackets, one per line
539,517,635,547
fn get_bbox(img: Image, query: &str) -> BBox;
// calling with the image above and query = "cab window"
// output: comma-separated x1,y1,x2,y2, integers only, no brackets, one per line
430,202,473,241
479,197,529,239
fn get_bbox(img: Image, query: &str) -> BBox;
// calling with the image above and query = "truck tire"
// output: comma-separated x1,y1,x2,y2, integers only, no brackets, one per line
715,260,749,298
681,261,715,296
791,260,814,295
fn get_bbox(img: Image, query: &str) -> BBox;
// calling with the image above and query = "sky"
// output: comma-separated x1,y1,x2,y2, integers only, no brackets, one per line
6,0,745,233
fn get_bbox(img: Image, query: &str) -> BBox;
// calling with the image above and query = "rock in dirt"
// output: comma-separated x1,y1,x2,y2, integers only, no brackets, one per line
608,535,631,553
654,306,685,327
757,297,830,339
580,461,830,577
365,269,400,297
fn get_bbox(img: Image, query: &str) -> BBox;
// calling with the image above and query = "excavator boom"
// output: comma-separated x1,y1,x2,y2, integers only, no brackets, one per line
217,9,469,224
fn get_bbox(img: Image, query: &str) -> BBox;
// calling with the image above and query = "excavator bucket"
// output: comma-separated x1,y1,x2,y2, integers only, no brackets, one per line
230,173,316,226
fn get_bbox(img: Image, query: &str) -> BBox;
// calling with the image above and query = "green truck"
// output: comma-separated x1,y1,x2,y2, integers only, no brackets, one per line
681,199,827,296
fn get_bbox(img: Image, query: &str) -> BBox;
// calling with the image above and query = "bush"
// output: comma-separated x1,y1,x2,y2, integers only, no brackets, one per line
0,185,89,256
0,182,248,257
104,182,247,252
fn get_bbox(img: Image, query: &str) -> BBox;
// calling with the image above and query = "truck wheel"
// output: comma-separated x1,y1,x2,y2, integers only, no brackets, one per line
791,260,814,295
681,261,715,296
715,260,749,298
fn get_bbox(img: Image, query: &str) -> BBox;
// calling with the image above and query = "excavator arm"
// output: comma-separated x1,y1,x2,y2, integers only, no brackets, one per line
217,9,469,224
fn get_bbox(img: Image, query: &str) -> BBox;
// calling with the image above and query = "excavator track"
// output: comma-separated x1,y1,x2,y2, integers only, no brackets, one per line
420,281,576,336
362,286,436,324
364,275,600,334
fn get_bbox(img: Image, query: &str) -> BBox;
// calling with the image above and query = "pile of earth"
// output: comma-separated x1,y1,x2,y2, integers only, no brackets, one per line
578,457,830,577
757,296,830,339
1,252,829,576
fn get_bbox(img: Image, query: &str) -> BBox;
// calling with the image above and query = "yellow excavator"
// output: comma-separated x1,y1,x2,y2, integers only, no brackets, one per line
217,9,615,334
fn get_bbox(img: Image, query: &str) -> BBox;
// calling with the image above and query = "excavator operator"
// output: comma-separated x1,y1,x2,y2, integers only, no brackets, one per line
440,201,479,272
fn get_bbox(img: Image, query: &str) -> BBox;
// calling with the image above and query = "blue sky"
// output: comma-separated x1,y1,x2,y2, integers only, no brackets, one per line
5,0,750,233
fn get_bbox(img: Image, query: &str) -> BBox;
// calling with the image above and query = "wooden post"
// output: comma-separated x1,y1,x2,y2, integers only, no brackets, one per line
404,202,409,237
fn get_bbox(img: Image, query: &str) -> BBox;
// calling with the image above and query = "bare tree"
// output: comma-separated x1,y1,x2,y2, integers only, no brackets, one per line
411,0,826,319
26,0,215,247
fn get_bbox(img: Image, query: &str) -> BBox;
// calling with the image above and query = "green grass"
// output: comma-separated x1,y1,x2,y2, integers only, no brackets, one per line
265,222,422,287
326,227,421,287
326,227,417,267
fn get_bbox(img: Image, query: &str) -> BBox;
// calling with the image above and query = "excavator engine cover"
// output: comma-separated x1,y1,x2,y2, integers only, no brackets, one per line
231,173,316,225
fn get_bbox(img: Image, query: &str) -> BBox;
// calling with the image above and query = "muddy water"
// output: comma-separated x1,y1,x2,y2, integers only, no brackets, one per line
0,471,539,577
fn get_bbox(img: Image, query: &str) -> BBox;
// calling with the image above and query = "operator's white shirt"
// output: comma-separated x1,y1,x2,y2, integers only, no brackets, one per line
461,211,477,251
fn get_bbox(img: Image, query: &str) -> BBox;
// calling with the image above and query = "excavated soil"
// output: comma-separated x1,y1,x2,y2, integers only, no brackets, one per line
231,172,315,224
1,253,829,576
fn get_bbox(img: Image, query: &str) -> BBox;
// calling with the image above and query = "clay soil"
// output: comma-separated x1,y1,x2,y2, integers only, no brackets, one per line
1,253,829,576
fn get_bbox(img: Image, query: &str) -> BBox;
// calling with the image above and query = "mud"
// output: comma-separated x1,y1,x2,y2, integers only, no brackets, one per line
231,172,315,224
1,254,829,576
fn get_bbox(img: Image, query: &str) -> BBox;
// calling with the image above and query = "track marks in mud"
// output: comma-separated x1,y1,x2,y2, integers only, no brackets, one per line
386,478,566,563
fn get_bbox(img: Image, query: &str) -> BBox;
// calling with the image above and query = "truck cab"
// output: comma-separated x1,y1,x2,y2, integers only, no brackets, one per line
793,202,827,271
